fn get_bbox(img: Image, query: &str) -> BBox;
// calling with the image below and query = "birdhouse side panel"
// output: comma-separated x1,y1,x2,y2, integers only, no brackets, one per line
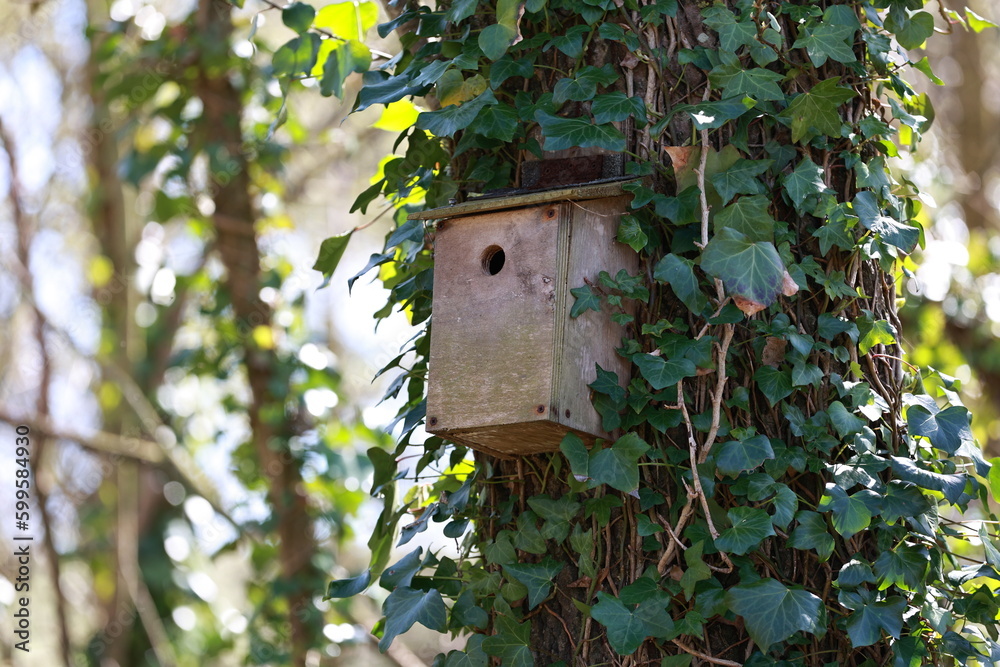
553,195,637,438
426,206,561,434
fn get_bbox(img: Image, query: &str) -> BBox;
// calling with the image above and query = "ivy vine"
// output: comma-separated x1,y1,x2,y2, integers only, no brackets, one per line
280,0,1000,664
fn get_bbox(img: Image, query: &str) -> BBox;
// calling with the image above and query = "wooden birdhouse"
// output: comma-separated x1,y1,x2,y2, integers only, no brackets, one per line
414,178,640,457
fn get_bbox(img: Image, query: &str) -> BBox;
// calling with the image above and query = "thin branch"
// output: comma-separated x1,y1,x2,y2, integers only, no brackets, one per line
0,408,165,463
673,639,743,667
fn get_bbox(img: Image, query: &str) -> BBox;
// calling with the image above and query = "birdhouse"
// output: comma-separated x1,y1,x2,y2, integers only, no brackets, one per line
414,179,640,457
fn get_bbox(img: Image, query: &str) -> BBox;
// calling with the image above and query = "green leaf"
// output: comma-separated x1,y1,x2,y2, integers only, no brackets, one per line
890,456,969,505
482,614,532,667
633,353,697,391
680,541,712,599
553,65,618,104
713,194,776,241
282,2,316,33
910,56,944,85
818,485,881,539
570,285,602,317
857,312,898,354
827,400,865,439
548,24,591,58
503,559,564,609
379,587,448,651
789,510,835,561
416,90,498,137
710,66,785,102
355,73,426,112
853,191,919,252
817,313,858,342
885,10,934,50
725,579,822,651
320,40,372,98
841,589,906,647
316,0,378,41
687,97,755,130
907,404,973,455
592,92,648,126
793,22,857,67
479,23,518,61
653,254,709,315
873,545,928,591
591,592,675,655
881,481,930,525
589,433,651,493
380,549,424,589
778,77,856,143
535,111,626,152
753,366,793,406
966,8,999,32
443,634,488,667
527,495,581,543
771,485,798,530
469,103,519,141
617,214,648,252
490,57,535,88
273,33,321,76
701,229,785,308
715,435,775,477
313,231,354,285
712,161,773,206
715,507,775,555
702,5,756,52
326,569,371,598
782,158,828,211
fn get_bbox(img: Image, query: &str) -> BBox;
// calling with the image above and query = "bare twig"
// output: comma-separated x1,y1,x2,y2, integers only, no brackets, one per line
673,639,743,667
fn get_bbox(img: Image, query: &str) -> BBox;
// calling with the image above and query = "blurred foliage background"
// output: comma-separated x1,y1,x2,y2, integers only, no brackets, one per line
0,0,996,665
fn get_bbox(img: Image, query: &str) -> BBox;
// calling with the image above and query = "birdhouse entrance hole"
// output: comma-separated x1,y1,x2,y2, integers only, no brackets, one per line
481,245,505,275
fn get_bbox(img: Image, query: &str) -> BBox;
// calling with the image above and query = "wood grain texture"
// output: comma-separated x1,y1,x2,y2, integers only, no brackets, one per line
427,196,634,455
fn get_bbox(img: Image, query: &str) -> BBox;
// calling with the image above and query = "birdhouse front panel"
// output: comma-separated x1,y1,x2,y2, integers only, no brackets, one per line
422,182,639,457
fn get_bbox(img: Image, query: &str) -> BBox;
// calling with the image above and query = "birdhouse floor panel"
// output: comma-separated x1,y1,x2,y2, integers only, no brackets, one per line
433,420,600,459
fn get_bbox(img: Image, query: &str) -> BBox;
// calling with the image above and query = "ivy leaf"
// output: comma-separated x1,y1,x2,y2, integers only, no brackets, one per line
881,481,930,525
885,10,934,50
771,485,799,530
853,191,919,253
469,103,519,141
711,161,773,205
753,366,793,406
553,65,619,103
827,400,865,439
701,229,785,309
687,97,755,130
617,214,648,252
356,72,426,112
479,23,519,61
590,433,651,493
482,614,532,667
313,232,353,286
591,592,675,655
273,33,321,76
535,110,626,152
681,541,712,599
713,194,776,241
818,484,881,539
282,2,316,33
789,510,835,561
710,66,785,102
890,456,969,505
326,569,371,598
725,579,822,651
715,507,775,555
547,25,591,59
592,92,648,126
570,285,602,317
793,22,857,67
527,495,582,543
416,89,497,137
320,40,372,98
652,254,709,315
443,635,488,667
907,404,972,455
490,57,535,88
782,158,828,211
779,77,856,143
503,559,564,609
841,589,906,647
715,435,775,477
380,549,424,589
379,587,448,651
315,0,378,41
633,353,697,390
874,545,929,591
857,312,898,354
702,5,756,52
